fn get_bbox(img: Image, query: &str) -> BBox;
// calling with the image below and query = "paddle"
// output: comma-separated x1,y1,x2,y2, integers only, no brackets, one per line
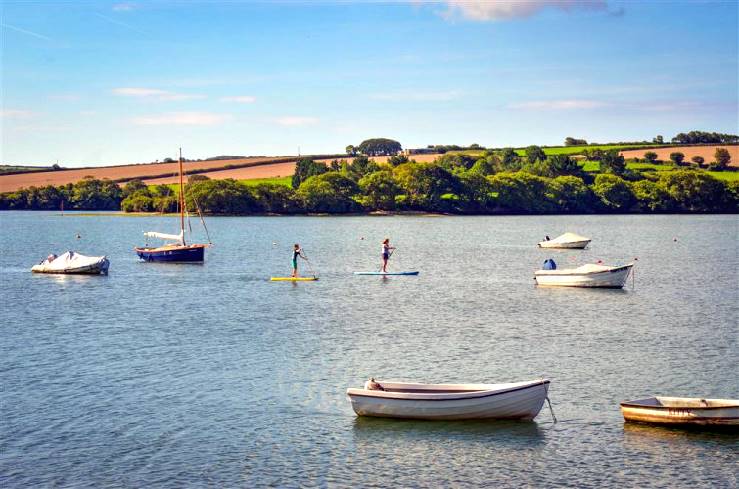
302,251,318,279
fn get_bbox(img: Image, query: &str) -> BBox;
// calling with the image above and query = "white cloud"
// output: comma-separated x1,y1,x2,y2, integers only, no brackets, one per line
508,99,608,110
220,95,257,103
112,87,205,101
1,109,34,118
132,112,230,126
440,1,607,22
276,116,319,126
112,2,137,11
370,90,461,102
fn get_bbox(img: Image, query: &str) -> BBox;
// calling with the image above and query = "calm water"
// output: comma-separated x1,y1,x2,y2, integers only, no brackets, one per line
1,212,737,488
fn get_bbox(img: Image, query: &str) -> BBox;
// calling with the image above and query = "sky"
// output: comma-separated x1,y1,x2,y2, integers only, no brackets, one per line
1,0,737,167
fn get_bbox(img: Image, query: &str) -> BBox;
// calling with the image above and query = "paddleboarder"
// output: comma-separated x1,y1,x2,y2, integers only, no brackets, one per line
292,243,307,277
381,238,395,273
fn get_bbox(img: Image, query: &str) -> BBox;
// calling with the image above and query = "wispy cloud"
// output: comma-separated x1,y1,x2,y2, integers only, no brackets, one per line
93,13,146,34
439,1,608,22
370,90,461,102
112,2,137,11
0,22,52,41
220,95,257,104
131,112,230,126
112,87,205,101
1,109,35,119
508,99,608,110
48,94,81,102
276,116,319,126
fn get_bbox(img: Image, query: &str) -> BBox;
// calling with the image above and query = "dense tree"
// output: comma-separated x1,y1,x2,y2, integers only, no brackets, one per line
499,148,522,171
713,148,731,169
630,180,672,212
122,179,148,199
456,171,494,210
387,154,409,166
121,191,155,212
525,145,547,165
186,179,259,214
488,171,556,213
671,131,738,144
653,135,664,144
345,145,356,156
643,151,658,164
251,183,299,213
356,138,402,156
345,155,380,179
548,175,594,212
393,162,459,209
71,177,122,210
599,150,627,175
691,156,705,167
657,170,728,212
469,154,501,176
358,170,400,210
292,158,328,189
436,153,477,172
669,152,685,166
591,174,635,211
297,172,360,213
565,137,587,146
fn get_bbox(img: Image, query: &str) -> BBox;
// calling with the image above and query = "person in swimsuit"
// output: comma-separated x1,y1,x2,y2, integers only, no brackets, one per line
381,238,395,273
292,243,306,277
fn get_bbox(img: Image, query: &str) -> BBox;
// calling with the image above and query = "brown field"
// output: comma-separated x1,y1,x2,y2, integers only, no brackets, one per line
620,145,738,166
0,153,447,191
0,156,295,192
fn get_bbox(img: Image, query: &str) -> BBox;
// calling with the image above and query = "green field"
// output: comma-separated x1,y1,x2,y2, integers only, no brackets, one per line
150,175,292,192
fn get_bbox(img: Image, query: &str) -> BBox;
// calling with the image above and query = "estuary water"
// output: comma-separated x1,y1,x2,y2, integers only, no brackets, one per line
1,211,737,488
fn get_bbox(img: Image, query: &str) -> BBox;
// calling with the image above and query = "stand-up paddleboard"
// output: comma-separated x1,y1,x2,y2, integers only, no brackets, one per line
270,276,319,281
353,271,419,276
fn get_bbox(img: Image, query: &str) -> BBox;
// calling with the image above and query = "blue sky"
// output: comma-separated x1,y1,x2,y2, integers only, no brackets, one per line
1,0,737,166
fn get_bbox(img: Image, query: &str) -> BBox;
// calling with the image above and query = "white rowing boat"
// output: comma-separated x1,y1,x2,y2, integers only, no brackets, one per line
538,232,591,249
620,397,739,428
346,378,550,420
31,251,110,275
534,262,632,288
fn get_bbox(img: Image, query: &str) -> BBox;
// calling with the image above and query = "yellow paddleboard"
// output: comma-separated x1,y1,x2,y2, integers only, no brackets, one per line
270,277,319,281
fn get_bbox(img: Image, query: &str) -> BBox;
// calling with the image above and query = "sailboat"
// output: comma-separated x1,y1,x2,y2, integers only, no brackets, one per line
134,149,209,262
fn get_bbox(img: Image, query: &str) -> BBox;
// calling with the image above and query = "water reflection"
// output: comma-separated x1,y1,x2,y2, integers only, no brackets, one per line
623,421,739,445
352,416,546,446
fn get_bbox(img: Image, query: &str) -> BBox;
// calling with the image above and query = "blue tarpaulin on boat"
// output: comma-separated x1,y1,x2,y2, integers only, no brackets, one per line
543,259,557,270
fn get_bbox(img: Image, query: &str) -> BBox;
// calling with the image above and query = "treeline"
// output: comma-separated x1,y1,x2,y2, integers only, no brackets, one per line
2,150,737,214
671,131,738,145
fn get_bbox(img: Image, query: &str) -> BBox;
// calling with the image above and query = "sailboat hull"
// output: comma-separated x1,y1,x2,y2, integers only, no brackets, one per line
135,244,206,262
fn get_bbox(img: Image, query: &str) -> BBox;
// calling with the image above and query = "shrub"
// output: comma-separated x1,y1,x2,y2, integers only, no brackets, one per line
591,174,635,211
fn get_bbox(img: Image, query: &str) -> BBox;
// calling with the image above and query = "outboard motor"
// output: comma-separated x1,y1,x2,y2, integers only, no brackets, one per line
542,258,557,270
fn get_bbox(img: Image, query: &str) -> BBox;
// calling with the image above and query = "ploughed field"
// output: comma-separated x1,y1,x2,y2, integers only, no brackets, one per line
620,145,738,166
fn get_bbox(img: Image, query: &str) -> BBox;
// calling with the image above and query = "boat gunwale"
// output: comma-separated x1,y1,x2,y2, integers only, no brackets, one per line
347,379,550,401
534,264,633,276
620,399,739,411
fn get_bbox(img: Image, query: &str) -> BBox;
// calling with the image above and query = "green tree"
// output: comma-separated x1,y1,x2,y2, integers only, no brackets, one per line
358,170,400,210
653,135,663,144
713,147,731,169
565,137,587,146
292,158,328,189
630,180,672,212
657,170,728,212
186,179,258,214
356,138,402,156
669,152,685,166
643,151,658,164
251,183,299,213
121,191,155,212
600,150,627,175
393,162,459,209
591,174,635,211
691,156,705,167
456,171,495,210
346,155,380,179
469,154,501,176
548,175,593,212
487,171,556,213
436,153,477,173
525,145,547,165
387,154,409,166
500,148,522,171
297,172,360,213
122,179,148,199
345,144,356,156
71,177,122,210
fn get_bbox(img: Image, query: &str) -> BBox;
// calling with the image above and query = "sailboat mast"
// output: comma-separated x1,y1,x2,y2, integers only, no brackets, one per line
178,147,186,245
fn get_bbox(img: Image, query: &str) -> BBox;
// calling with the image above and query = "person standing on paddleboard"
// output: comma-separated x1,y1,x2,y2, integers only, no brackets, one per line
292,243,307,278
381,238,396,273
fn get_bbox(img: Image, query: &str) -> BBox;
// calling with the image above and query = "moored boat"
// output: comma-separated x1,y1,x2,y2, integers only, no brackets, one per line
134,148,210,263
31,251,109,275
620,397,739,428
346,378,550,420
534,262,633,288
538,232,591,249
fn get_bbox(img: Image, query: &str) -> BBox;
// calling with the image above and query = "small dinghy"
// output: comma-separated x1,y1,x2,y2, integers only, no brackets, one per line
31,251,110,275
353,271,419,276
347,378,550,420
534,261,632,288
620,397,739,428
538,232,591,249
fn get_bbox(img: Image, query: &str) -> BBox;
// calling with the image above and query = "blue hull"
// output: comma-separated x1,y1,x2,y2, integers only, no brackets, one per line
136,246,205,263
